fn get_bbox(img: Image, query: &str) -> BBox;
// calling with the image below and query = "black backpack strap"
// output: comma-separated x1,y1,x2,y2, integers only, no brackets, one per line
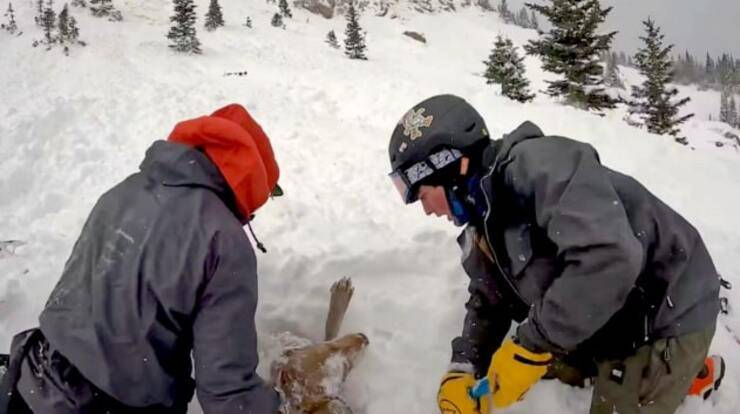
0,354,9,389
0,329,43,414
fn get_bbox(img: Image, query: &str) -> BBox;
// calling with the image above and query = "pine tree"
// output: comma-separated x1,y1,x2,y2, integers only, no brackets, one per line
717,53,735,87
720,87,732,124
705,53,716,85
525,0,618,111
325,29,339,49
57,3,80,44
57,3,82,54
167,0,201,54
58,3,70,41
671,54,685,84
344,1,367,60
687,51,702,84
90,0,121,21
204,0,224,31
35,0,43,27
603,50,624,89
244,16,252,28
729,94,738,128
68,14,79,40
517,7,530,28
530,9,538,30
628,18,693,142
279,0,292,19
89,0,112,16
270,12,283,28
674,51,700,85
71,0,86,7
40,0,56,46
483,35,535,102
479,0,494,11
497,0,513,23
2,2,18,35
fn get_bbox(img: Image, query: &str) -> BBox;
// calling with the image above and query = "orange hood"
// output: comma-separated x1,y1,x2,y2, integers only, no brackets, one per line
168,104,280,218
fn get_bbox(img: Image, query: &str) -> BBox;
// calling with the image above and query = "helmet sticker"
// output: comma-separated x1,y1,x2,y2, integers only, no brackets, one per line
400,108,434,141
398,142,408,153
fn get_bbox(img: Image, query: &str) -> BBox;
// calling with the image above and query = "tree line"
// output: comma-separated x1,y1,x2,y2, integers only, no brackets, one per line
482,0,740,144
5,0,736,135
168,0,367,60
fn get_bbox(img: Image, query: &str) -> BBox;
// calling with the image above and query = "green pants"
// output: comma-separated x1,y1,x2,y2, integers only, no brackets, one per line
590,326,715,414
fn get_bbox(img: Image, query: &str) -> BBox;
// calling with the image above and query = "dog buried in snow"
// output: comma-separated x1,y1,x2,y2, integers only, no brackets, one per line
270,277,368,414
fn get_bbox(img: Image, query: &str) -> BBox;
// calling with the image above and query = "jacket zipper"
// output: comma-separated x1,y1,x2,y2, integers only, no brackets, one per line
479,164,528,309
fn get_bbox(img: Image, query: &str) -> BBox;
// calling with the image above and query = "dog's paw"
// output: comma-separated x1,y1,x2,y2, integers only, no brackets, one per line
330,277,354,304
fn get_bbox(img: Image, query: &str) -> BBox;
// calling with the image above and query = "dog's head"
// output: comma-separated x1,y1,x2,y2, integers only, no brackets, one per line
272,333,369,413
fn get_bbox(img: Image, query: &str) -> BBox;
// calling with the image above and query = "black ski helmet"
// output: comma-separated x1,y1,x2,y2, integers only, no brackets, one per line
388,94,490,202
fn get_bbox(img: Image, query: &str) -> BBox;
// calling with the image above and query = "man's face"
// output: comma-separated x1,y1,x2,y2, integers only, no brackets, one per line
418,185,453,221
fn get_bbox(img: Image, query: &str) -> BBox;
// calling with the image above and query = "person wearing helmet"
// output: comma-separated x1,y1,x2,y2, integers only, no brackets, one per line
388,95,725,414
0,104,283,414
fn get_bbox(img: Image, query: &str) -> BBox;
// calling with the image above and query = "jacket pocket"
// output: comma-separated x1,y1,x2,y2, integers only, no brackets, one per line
504,223,533,277
638,338,670,404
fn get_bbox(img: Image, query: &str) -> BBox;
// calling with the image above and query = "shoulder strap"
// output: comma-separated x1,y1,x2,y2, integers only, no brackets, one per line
0,329,42,413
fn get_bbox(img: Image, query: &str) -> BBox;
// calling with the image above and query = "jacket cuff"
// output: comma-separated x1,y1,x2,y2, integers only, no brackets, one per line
447,362,476,374
516,321,559,355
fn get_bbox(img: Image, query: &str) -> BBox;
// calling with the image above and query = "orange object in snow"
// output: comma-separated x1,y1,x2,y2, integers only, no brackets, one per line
687,355,725,400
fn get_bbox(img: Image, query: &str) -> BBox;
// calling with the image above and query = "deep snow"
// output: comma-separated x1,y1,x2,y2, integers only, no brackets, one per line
1,1,739,413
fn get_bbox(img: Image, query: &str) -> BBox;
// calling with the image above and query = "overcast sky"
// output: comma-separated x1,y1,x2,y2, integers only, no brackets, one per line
505,0,740,58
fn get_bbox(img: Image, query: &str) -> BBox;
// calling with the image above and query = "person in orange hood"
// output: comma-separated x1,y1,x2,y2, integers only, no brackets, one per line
0,104,284,414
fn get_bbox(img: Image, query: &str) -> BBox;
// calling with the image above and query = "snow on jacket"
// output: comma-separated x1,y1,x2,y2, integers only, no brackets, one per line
452,122,721,375
34,105,281,413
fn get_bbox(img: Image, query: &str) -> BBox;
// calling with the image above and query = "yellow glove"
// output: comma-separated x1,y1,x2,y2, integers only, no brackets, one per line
438,372,490,414
488,338,552,408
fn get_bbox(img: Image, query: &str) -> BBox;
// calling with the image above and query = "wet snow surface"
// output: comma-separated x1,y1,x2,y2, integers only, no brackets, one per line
1,1,739,413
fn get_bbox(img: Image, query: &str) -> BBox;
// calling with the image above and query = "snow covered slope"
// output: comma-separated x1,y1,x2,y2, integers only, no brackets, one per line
1,2,739,413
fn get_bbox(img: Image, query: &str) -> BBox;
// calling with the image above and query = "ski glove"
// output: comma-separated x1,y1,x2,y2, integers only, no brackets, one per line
487,338,552,408
438,372,490,414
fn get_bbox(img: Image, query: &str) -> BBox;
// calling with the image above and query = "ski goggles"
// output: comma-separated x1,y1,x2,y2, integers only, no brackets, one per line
389,148,463,204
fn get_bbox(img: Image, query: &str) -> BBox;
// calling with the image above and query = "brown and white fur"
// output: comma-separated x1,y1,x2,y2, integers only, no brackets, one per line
271,278,368,414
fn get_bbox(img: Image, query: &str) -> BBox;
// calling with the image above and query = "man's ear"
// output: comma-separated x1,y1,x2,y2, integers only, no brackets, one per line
460,157,469,176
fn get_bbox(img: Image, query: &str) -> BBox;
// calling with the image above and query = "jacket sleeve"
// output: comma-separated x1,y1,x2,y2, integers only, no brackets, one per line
192,228,280,414
451,289,512,378
504,137,644,354
451,228,512,377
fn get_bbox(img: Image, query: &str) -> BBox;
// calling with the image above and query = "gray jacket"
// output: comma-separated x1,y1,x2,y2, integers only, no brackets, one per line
452,122,720,374
34,141,279,413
